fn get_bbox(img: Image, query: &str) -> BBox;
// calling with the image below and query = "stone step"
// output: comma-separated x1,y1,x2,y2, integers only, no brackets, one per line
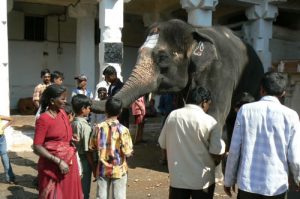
5,127,34,152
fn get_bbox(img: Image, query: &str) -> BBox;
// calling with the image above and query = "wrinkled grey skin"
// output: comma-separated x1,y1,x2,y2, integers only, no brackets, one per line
92,19,264,149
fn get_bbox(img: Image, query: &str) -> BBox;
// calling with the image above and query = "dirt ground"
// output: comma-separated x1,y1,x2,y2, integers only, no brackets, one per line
0,115,233,199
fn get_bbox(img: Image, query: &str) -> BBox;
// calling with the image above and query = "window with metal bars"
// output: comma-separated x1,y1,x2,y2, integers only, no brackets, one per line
24,16,45,41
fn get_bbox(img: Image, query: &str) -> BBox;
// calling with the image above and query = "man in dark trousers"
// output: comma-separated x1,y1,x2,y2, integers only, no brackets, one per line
102,65,129,128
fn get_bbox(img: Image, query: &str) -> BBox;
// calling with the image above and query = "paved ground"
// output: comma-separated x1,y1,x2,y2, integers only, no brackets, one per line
0,115,233,199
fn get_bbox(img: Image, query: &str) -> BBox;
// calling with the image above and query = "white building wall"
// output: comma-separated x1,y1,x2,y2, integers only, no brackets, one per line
8,39,138,109
8,41,77,108
8,11,79,109
47,16,76,43
7,8,141,110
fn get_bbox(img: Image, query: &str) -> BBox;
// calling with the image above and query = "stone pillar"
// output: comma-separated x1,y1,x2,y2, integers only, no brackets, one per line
0,0,10,115
244,1,278,72
180,0,218,27
68,3,97,91
98,0,124,81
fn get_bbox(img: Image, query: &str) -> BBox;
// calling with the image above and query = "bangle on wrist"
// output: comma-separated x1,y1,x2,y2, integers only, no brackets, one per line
58,159,62,166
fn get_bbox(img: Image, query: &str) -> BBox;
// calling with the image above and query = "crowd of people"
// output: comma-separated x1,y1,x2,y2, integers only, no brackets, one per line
0,68,299,199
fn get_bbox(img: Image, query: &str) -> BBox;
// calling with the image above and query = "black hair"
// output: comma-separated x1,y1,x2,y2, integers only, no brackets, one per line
41,68,51,78
186,86,212,105
97,87,107,93
40,84,66,113
261,72,287,96
103,65,117,76
105,98,122,117
235,92,255,109
64,103,73,115
71,94,92,115
51,70,64,82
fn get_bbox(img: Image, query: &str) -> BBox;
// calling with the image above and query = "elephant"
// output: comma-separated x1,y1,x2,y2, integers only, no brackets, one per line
92,19,264,149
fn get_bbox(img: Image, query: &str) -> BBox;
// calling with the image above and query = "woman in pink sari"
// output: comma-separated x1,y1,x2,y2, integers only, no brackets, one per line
33,84,83,199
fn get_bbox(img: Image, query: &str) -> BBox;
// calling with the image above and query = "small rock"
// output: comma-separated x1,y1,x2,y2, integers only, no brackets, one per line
147,193,151,197
134,179,139,183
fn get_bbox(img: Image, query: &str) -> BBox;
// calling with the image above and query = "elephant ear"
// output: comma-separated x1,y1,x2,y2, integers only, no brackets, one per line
188,29,219,73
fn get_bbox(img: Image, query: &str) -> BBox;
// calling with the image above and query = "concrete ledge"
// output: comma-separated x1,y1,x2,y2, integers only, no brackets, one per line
5,127,34,152
5,115,164,152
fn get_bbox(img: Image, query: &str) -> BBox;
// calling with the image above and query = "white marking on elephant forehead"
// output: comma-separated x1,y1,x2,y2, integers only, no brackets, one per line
224,32,230,38
193,42,204,56
141,34,159,49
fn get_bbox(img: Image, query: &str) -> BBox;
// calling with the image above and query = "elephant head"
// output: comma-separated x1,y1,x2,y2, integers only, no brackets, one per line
92,19,222,112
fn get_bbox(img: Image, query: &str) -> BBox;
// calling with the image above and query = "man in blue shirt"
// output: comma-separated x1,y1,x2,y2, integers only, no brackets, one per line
224,72,300,199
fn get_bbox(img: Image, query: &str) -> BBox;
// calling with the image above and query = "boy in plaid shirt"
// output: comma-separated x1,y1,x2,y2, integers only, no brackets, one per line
89,98,133,199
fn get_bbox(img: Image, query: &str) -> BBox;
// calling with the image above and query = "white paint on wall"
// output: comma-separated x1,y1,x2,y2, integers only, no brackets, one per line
47,16,76,43
8,39,139,110
9,41,77,108
0,0,10,115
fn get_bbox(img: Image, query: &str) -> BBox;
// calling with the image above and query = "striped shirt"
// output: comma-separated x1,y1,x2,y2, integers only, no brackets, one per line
224,96,300,196
32,83,51,102
89,119,133,178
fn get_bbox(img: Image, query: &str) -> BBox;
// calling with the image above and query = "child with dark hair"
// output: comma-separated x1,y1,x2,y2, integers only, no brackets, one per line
64,103,75,122
71,94,93,199
89,98,133,199
51,70,64,85
91,87,108,125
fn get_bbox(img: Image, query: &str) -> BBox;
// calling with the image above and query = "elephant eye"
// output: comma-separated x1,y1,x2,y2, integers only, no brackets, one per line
155,51,170,68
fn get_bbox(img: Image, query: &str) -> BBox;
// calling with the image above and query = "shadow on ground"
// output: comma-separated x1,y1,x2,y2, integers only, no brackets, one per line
9,152,37,170
12,125,34,132
6,185,38,199
128,141,168,174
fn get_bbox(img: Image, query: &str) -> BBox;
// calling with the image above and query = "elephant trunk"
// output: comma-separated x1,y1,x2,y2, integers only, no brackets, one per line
91,50,158,112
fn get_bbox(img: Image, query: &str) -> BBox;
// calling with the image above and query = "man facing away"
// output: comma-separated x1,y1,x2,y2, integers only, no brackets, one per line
224,72,300,199
158,86,225,199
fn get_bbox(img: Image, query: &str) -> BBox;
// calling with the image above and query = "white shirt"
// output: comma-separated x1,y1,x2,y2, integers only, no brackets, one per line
71,88,93,99
158,104,225,189
224,96,300,196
